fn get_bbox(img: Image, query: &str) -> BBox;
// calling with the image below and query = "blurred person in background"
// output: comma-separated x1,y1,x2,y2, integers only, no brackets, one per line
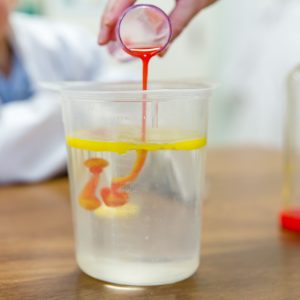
0,0,111,184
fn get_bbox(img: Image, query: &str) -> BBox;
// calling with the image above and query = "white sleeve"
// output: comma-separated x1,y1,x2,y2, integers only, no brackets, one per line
0,92,66,184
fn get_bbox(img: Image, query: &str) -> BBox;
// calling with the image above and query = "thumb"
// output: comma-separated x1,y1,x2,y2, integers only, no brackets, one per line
99,0,136,45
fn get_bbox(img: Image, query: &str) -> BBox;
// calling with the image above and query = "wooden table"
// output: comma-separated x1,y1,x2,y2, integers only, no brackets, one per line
0,148,300,300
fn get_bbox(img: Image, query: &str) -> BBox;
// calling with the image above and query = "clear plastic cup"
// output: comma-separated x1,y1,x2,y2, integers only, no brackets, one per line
108,4,172,61
281,65,300,233
61,81,214,286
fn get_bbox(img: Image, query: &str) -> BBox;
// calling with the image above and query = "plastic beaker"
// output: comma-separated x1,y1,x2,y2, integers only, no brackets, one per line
61,81,214,286
281,65,300,233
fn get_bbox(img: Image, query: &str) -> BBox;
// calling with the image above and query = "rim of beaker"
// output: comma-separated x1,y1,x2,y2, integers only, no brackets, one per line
59,81,216,102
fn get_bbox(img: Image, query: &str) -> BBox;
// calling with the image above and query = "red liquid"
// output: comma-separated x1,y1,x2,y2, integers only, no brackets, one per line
79,47,161,209
127,47,160,90
280,209,300,233
125,47,160,140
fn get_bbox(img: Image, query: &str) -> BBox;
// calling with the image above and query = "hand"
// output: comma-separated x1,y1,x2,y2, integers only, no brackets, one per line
98,0,217,46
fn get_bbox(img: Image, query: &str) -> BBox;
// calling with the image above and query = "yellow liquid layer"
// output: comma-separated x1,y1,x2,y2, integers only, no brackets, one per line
67,136,206,153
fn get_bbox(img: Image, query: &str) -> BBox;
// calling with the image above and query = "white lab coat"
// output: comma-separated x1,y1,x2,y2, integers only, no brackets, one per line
0,13,113,184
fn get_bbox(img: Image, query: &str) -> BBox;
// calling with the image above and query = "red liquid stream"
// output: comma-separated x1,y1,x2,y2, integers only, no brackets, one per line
79,47,161,209
101,47,159,206
125,47,160,139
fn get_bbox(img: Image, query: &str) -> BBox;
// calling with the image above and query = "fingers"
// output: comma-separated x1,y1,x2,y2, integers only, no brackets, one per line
169,0,218,43
98,0,218,56
98,0,136,45
169,0,203,43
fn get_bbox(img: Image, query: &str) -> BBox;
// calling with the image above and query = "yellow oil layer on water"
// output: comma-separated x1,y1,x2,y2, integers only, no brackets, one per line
67,135,206,154
66,128,206,153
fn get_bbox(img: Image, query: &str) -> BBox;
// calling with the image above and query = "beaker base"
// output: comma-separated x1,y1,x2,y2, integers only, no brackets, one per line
77,255,199,286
